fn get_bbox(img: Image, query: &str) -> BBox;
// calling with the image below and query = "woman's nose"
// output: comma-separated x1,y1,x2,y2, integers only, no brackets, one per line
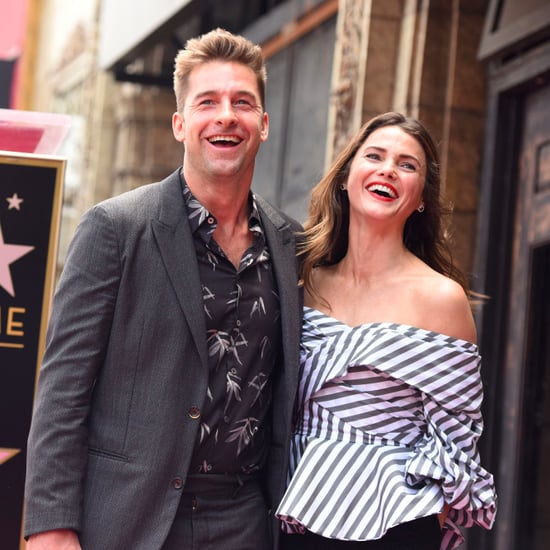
378,163,396,178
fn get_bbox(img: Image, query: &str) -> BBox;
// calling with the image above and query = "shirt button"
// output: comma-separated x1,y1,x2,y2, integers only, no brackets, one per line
172,477,184,490
188,407,201,419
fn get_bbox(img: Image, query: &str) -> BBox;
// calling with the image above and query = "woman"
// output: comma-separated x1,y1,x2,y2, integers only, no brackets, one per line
276,112,496,549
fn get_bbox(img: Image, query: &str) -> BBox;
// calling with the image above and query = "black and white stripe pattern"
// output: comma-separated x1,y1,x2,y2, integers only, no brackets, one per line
276,307,496,549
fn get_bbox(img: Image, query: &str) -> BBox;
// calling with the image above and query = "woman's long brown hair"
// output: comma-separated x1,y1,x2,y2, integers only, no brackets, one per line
300,112,469,298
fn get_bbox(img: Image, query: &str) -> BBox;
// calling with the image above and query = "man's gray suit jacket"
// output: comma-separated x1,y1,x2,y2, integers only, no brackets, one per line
24,169,302,549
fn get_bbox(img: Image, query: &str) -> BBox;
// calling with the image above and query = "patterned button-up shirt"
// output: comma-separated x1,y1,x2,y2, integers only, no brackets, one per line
183,178,282,475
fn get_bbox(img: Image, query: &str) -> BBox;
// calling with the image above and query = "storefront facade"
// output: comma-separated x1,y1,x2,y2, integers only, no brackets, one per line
9,0,550,547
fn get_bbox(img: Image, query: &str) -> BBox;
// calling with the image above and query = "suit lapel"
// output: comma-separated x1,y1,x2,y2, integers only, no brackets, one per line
151,170,208,367
256,197,301,401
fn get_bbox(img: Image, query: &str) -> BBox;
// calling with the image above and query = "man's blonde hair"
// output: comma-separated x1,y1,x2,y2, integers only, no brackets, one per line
173,28,267,112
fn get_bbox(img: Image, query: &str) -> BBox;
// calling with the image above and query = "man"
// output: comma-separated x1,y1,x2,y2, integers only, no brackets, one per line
24,28,301,550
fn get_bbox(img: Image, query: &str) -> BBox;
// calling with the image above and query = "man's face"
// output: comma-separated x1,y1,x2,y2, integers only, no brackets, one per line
173,60,269,186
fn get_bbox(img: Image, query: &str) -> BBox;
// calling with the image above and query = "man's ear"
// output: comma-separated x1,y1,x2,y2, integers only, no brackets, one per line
172,112,185,143
260,112,269,142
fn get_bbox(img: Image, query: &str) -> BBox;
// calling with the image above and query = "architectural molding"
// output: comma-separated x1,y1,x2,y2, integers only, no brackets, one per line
325,0,371,165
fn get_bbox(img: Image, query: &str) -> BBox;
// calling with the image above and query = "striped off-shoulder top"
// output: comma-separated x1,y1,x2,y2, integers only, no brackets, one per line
276,307,497,550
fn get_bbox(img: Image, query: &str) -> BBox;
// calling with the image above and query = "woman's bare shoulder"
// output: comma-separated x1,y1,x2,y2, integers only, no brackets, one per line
414,272,477,343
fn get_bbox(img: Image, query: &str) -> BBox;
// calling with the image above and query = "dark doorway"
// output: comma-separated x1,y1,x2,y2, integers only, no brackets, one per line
521,244,550,548
490,78,550,550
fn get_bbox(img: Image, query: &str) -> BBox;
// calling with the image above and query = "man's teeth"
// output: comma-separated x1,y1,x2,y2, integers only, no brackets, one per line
208,135,241,144
368,184,397,198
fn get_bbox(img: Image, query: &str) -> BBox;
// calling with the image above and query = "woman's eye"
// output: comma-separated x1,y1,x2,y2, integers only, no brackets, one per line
365,153,380,160
400,162,416,171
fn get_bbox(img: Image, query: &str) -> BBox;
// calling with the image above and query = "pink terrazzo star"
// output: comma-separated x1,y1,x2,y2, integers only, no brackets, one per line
0,223,35,297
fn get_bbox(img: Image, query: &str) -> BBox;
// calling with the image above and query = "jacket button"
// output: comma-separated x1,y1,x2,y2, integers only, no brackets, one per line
188,406,201,419
172,477,183,490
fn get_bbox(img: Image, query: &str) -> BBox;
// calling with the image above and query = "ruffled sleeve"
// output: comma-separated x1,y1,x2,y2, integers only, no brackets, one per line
404,347,497,549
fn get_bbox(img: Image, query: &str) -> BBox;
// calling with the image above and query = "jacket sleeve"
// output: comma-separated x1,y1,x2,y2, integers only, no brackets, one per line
24,204,121,538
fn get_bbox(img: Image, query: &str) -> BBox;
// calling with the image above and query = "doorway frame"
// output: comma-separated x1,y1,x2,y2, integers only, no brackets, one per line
473,39,550,550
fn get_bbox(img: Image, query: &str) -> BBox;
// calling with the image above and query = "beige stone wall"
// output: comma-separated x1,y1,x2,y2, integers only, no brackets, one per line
414,0,487,278
110,85,182,197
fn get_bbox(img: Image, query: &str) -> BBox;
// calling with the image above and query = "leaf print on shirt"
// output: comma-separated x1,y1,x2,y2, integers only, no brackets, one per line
206,250,219,271
248,373,268,407
198,460,212,473
250,297,266,318
260,336,271,360
229,330,249,366
249,214,262,235
225,368,243,413
200,422,211,443
254,252,270,282
227,283,243,308
241,251,255,269
257,249,270,262
207,329,231,368
185,193,211,226
225,417,259,455
203,285,215,319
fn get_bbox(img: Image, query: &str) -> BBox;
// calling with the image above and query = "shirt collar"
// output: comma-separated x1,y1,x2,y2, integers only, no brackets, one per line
181,175,263,239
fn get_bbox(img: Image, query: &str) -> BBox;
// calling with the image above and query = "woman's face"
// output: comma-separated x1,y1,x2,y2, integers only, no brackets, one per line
345,125,427,226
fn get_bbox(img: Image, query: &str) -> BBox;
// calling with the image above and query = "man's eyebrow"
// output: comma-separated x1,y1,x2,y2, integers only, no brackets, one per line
190,89,259,101
188,90,215,102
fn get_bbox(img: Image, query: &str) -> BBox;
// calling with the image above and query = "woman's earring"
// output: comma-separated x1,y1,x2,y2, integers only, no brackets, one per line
417,204,425,213
340,183,347,191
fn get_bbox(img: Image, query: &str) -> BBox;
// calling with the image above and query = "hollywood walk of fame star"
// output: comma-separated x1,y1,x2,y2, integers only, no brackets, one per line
0,222,35,297
6,193,24,211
